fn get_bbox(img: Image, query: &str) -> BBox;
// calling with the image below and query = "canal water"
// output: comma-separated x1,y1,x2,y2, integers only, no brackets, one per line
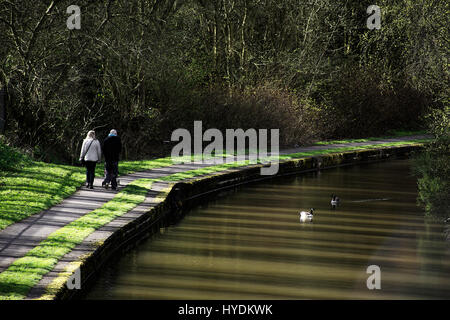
85,159,450,299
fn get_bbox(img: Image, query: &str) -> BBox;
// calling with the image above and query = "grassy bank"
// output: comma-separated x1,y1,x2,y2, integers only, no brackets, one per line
314,130,427,145
282,139,431,160
0,154,187,231
0,164,85,230
0,178,156,299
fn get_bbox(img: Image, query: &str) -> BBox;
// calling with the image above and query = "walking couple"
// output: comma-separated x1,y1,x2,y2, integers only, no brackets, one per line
79,129,122,190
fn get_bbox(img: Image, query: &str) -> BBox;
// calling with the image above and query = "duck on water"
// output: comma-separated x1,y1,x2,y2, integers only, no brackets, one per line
331,194,340,209
299,208,314,222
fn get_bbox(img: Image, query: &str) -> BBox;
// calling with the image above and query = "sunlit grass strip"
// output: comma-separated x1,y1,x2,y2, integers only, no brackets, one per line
38,261,83,300
161,140,430,182
0,179,155,300
160,161,252,181
314,130,428,145
281,139,430,159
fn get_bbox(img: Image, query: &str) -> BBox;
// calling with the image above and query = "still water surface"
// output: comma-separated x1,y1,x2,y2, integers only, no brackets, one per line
86,160,450,299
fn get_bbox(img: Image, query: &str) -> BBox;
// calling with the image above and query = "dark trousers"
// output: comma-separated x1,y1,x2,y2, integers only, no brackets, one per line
103,161,119,188
85,161,97,186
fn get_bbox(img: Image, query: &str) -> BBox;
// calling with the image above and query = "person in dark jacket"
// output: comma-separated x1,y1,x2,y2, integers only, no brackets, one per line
102,129,122,190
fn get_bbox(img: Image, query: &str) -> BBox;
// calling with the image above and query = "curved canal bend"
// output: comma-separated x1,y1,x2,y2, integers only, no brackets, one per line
85,159,450,299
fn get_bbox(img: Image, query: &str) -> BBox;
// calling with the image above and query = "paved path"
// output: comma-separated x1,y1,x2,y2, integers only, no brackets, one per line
0,135,429,299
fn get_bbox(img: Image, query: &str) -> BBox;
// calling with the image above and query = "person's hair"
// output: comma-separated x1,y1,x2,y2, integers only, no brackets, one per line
86,130,96,140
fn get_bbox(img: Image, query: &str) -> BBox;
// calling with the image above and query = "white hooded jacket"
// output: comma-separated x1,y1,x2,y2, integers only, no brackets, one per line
79,138,102,162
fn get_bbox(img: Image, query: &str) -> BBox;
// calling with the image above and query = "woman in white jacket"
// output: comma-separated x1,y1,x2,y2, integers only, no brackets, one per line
79,130,102,189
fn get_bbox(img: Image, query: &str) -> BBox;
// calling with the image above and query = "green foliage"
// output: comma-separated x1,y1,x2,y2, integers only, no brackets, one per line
0,138,31,172
413,108,450,219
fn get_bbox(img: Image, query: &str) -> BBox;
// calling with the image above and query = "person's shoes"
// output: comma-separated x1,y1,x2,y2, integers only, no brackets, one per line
102,181,107,189
111,186,117,191
86,182,90,188
89,184,94,189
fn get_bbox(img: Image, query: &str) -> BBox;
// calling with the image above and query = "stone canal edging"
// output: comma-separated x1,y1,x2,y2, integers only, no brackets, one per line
43,144,423,300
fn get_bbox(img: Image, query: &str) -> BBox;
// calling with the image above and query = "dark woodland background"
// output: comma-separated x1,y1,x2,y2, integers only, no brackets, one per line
0,0,447,163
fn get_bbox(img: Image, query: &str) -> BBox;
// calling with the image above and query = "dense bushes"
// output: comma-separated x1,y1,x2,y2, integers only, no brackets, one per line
413,108,450,219
0,138,31,172
160,85,318,146
316,65,430,138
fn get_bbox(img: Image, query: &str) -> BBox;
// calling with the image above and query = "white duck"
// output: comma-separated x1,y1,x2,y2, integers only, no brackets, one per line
299,208,314,222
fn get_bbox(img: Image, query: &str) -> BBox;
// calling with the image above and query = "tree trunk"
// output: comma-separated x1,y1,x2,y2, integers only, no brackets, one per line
240,1,247,76
224,0,231,89
0,86,6,134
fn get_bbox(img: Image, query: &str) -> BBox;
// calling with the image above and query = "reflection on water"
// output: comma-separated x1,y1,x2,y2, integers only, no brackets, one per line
86,160,450,299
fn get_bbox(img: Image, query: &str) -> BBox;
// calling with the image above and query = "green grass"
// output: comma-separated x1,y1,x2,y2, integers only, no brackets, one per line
314,130,427,146
283,139,431,159
94,152,237,176
0,178,155,300
0,155,202,231
0,163,86,230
